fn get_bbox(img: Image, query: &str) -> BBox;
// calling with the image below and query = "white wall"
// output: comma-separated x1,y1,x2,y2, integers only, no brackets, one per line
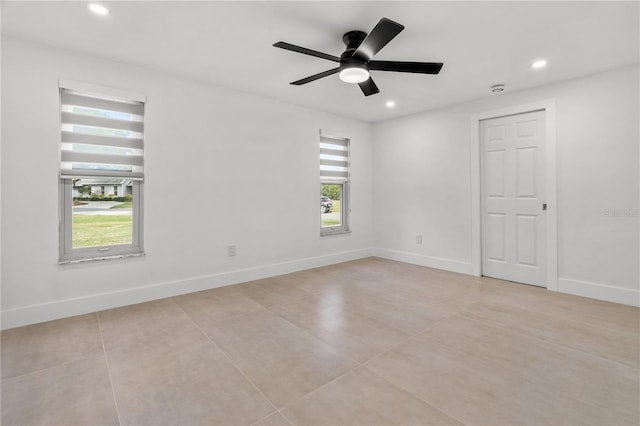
373,65,639,306
1,38,374,329
2,37,637,330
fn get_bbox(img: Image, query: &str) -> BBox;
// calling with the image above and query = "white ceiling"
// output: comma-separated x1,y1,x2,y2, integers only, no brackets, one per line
2,1,638,122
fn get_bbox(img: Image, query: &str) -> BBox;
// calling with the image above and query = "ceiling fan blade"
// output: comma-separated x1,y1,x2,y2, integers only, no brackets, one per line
273,42,341,63
290,68,341,85
369,61,444,74
358,77,380,96
352,18,404,61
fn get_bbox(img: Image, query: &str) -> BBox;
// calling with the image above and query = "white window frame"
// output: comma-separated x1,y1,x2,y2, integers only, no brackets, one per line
59,180,144,263
58,80,146,263
320,181,349,236
320,131,350,236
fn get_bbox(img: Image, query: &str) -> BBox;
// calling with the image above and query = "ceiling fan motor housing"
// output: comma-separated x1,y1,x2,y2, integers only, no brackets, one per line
342,30,367,50
341,31,369,71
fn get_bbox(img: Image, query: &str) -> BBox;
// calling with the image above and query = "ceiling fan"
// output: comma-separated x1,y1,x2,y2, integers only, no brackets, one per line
273,17,443,96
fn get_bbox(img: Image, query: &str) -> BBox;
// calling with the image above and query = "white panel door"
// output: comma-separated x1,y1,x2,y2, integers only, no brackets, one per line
481,111,546,286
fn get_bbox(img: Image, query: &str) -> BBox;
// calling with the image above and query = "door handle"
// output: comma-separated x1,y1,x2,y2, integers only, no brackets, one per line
542,203,547,211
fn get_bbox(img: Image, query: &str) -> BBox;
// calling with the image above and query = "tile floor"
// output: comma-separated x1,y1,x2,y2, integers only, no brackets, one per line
2,257,639,425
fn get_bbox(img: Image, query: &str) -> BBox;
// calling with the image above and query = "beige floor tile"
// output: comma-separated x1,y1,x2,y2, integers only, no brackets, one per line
1,313,103,380
281,366,461,425
107,327,274,426
174,286,264,326
317,258,400,284
498,378,635,426
395,274,504,306
97,297,198,351
203,309,357,407
200,308,308,355
253,412,291,426
348,277,489,317
238,277,315,307
343,287,455,334
276,268,350,295
365,258,490,289
461,301,640,367
4,257,638,426
269,294,410,363
366,330,634,425
423,315,640,422
366,337,516,425
1,356,119,426
485,283,640,334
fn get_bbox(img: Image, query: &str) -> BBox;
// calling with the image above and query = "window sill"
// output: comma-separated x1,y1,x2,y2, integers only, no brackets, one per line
320,229,352,237
59,252,145,265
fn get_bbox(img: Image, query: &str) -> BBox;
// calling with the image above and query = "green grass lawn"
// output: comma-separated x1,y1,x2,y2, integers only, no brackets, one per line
321,200,342,227
110,201,132,209
73,214,132,247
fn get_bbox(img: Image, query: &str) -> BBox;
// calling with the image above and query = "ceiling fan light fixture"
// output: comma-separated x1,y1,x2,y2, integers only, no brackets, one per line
339,67,370,84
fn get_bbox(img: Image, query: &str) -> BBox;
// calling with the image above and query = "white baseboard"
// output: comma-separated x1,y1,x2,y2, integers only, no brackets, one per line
557,278,640,307
1,248,373,330
5,248,636,329
372,251,640,308
372,248,474,275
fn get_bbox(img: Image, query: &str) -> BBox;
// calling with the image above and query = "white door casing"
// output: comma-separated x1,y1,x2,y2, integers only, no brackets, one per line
481,110,547,287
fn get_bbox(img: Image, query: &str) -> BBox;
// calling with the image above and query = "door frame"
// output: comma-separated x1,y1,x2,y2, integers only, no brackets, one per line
470,100,558,291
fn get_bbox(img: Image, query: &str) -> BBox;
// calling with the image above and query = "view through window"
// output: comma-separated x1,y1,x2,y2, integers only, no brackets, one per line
321,183,342,227
71,178,134,248
320,133,349,235
59,84,144,261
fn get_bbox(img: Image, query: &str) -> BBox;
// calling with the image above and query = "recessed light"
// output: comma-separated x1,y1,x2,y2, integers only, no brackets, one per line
532,59,547,69
385,100,396,108
88,3,110,16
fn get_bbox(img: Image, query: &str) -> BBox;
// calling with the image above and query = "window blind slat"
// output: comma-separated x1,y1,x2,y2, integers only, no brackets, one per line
320,170,349,178
60,169,144,180
60,87,145,181
320,134,349,182
61,150,143,167
319,159,349,168
61,91,144,115
61,131,142,149
320,147,348,157
320,136,349,147
61,112,144,133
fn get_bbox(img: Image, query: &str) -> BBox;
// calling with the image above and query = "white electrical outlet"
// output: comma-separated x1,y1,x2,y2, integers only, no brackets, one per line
416,235,423,244
228,245,236,257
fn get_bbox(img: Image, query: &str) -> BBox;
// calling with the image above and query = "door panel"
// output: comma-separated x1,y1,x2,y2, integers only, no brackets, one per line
516,214,537,266
516,119,537,138
481,111,546,287
516,147,537,197
486,150,506,197
486,213,506,262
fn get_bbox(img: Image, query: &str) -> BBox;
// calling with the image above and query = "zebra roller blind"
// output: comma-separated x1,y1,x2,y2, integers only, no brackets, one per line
60,88,145,180
319,134,349,181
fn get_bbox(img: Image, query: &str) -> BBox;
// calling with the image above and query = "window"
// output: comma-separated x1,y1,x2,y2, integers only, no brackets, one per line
59,82,145,262
320,133,350,235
